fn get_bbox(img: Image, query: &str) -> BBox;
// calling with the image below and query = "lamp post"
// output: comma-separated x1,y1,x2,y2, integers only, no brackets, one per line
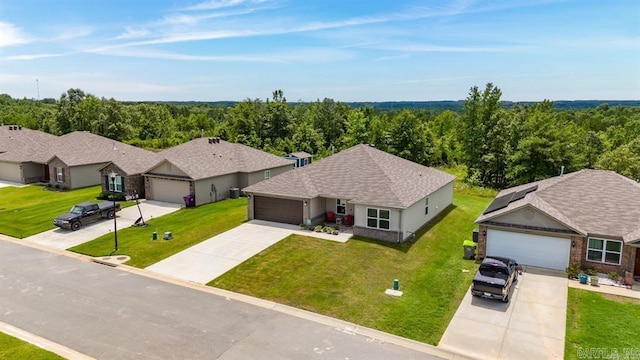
109,172,118,252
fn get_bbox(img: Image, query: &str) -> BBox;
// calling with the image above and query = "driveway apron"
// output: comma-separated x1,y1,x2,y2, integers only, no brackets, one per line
23,200,182,250
146,220,299,283
438,267,567,360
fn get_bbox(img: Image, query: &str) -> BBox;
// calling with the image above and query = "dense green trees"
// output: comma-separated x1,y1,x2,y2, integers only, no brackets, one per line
1,85,639,188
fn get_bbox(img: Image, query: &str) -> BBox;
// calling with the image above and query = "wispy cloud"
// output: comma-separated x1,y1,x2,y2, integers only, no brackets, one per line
181,0,269,11
0,22,31,47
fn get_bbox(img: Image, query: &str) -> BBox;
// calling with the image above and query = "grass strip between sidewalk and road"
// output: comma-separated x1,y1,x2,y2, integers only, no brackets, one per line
69,198,247,268
565,288,640,360
0,331,64,360
209,193,491,345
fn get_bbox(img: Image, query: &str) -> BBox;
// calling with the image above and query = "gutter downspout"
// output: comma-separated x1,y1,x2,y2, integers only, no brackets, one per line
397,209,403,243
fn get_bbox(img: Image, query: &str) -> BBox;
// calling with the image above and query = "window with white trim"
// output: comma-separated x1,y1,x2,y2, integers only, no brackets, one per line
425,197,429,215
367,208,390,230
587,237,622,265
108,175,124,193
56,167,64,182
264,170,271,179
336,199,346,215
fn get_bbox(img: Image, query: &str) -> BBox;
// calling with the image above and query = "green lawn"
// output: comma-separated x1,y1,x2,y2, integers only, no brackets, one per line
209,193,492,344
0,185,110,238
69,197,248,268
565,288,640,359
0,332,63,360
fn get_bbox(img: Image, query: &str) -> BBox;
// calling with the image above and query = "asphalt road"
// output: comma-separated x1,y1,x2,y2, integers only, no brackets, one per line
0,241,442,360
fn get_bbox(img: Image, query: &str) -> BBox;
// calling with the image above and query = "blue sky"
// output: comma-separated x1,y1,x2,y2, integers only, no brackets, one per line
1,0,638,102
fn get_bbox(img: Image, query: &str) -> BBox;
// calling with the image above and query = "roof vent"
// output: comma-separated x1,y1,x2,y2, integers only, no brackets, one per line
18,126,22,130
8,125,14,130
208,138,213,144
112,141,117,151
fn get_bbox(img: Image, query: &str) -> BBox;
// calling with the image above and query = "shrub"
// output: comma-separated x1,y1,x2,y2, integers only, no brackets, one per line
314,225,323,232
585,268,598,276
566,262,581,279
607,271,621,282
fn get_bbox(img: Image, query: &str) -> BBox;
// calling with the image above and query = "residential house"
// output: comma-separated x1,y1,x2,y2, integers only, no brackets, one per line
0,125,58,184
475,169,640,280
47,131,157,190
143,137,294,206
283,151,313,168
242,144,455,242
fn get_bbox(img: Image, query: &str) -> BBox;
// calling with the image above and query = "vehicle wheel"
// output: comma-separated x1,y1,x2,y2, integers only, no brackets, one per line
502,293,509,303
107,210,115,219
71,221,82,231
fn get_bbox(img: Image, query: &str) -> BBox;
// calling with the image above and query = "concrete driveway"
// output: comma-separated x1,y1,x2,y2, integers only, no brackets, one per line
146,220,352,284
438,267,567,360
24,200,182,250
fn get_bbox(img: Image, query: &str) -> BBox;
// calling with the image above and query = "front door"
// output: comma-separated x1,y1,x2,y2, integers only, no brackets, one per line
44,164,50,181
634,248,640,277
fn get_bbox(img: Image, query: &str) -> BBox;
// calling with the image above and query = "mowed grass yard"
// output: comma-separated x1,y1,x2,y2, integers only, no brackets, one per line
69,198,247,268
0,184,110,238
210,193,492,345
0,332,63,360
565,288,640,360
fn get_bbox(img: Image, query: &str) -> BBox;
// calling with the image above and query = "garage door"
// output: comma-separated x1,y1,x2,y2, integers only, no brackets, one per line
0,162,22,183
486,229,570,270
150,178,190,204
254,196,302,225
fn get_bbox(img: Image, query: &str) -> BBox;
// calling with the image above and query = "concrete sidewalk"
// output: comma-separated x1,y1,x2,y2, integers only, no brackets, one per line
146,220,352,284
23,200,182,250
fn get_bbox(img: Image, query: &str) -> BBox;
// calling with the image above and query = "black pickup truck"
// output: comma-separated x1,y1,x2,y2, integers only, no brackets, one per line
54,201,121,231
471,256,519,303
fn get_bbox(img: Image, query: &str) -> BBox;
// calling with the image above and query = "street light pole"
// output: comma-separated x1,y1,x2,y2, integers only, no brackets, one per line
109,172,118,252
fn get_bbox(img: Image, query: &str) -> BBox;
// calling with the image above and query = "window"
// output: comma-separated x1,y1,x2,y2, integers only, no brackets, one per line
336,199,346,215
425,197,429,215
108,175,123,193
366,208,390,230
56,167,63,182
587,237,622,265
264,170,271,179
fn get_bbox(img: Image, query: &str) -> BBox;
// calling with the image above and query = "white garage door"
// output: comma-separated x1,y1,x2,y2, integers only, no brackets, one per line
486,229,570,270
0,162,22,183
150,178,190,204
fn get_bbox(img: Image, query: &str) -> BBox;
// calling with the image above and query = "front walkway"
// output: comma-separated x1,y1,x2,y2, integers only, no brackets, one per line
568,277,640,299
146,220,352,284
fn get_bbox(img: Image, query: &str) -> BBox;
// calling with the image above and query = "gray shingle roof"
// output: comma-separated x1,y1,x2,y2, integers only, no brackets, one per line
52,132,158,175
149,138,293,180
0,125,58,163
243,144,456,209
476,169,640,243
287,151,312,158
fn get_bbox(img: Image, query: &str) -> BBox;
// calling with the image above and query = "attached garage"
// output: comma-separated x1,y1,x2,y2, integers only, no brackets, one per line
149,178,190,204
0,162,22,183
254,196,302,225
486,229,571,270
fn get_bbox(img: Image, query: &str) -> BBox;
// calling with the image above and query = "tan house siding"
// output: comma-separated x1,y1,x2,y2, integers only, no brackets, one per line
194,173,238,206
22,162,46,183
488,206,572,231
70,163,105,189
0,162,22,183
150,161,189,177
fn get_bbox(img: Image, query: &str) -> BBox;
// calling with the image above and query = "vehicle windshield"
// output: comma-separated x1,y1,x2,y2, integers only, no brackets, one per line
479,265,509,280
69,205,84,214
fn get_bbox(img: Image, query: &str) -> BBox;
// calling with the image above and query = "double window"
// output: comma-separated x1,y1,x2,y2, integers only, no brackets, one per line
587,237,622,265
367,208,390,230
336,199,346,215
108,175,123,193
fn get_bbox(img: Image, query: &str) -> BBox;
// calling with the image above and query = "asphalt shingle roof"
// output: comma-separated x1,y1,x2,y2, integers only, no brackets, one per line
53,132,159,175
476,169,640,243
243,144,456,209
0,125,58,163
150,138,293,180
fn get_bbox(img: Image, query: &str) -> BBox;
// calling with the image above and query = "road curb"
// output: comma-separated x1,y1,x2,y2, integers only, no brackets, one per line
0,321,95,360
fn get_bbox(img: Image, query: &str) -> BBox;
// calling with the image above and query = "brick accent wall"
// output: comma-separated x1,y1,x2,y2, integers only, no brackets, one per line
100,164,145,199
569,235,586,267
47,158,71,189
477,225,488,259
570,235,635,275
353,226,403,243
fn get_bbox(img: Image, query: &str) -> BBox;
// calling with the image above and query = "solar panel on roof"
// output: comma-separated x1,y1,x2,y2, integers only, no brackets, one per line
510,185,537,202
483,192,514,214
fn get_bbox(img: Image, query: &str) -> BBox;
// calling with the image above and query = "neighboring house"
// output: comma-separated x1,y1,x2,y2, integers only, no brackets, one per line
47,131,157,190
98,151,161,199
143,137,294,206
475,169,640,278
0,125,58,184
243,144,456,243
283,151,313,168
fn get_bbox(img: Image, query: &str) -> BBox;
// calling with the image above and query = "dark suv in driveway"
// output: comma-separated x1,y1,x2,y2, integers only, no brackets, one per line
471,256,518,303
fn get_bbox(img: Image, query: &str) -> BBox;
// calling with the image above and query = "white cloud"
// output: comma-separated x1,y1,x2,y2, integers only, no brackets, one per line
182,0,267,11
0,22,31,47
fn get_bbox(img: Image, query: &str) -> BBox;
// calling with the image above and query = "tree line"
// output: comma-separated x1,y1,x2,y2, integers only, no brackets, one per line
1,83,638,188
